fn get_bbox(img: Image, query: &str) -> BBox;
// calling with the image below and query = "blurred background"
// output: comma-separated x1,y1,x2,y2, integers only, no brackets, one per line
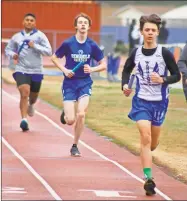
2,0,187,81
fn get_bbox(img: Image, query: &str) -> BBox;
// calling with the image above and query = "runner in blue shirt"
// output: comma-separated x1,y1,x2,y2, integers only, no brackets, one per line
51,13,106,157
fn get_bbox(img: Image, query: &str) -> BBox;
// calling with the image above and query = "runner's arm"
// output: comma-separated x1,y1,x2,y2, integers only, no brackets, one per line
51,54,67,73
51,42,68,73
162,47,181,84
90,42,106,72
90,58,106,73
5,36,18,58
177,45,187,75
32,33,52,56
121,48,137,90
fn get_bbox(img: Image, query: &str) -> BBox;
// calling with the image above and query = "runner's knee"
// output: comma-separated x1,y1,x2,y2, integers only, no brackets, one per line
77,111,86,119
20,90,30,99
141,133,151,146
66,117,75,125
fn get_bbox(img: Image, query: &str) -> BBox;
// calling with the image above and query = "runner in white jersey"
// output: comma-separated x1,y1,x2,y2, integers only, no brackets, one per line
5,13,52,131
121,14,181,196
134,44,169,101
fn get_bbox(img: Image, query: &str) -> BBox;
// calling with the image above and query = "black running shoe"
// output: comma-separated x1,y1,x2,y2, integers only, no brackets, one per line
144,178,156,196
70,145,81,157
60,110,66,124
20,120,29,132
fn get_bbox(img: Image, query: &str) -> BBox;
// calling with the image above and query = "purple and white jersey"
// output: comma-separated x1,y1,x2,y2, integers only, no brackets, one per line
134,45,168,101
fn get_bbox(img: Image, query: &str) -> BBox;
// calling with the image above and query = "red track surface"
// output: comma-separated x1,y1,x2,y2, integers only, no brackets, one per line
2,82,187,200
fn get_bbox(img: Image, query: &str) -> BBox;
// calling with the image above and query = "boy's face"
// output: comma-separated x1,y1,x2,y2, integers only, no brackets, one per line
141,22,159,44
23,16,36,30
75,16,90,33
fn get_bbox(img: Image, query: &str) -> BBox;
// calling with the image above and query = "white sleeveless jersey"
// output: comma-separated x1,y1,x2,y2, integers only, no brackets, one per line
134,45,169,101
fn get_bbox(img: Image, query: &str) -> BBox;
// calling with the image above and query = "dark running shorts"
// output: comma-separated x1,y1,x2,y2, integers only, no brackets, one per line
13,72,43,93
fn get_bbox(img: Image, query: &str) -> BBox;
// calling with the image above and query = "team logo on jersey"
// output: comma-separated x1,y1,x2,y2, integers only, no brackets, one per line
78,50,84,55
137,61,159,83
153,62,159,73
71,49,90,62
18,40,30,50
137,62,144,78
145,61,151,83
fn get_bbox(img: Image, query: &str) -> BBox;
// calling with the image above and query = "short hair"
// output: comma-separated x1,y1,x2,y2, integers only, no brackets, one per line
139,14,161,31
24,13,36,19
74,13,92,27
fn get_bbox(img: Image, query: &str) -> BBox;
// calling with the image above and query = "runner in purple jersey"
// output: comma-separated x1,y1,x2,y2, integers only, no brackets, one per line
51,13,106,157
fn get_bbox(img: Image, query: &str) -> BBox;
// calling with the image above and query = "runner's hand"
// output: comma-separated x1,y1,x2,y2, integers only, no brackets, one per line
123,84,132,97
13,54,18,60
150,72,164,84
64,69,75,78
28,41,35,48
84,64,92,73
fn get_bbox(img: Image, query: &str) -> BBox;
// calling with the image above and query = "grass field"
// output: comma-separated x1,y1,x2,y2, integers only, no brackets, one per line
2,68,187,184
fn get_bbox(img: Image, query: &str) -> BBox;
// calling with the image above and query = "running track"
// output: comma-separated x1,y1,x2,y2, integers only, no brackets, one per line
2,82,187,200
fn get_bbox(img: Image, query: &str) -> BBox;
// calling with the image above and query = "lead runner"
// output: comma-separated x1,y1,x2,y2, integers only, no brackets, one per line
122,14,181,196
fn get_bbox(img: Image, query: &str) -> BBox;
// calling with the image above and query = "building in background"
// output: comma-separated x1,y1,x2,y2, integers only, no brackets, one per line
100,2,187,48
110,4,175,26
161,5,187,28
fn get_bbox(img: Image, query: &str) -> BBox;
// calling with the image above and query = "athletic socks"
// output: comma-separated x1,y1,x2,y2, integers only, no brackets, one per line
143,168,152,179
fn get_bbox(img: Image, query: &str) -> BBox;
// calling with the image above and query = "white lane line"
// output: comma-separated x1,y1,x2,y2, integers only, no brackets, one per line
2,187,26,194
78,189,137,198
2,132,62,200
2,89,172,200
3,187,25,190
3,191,26,194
